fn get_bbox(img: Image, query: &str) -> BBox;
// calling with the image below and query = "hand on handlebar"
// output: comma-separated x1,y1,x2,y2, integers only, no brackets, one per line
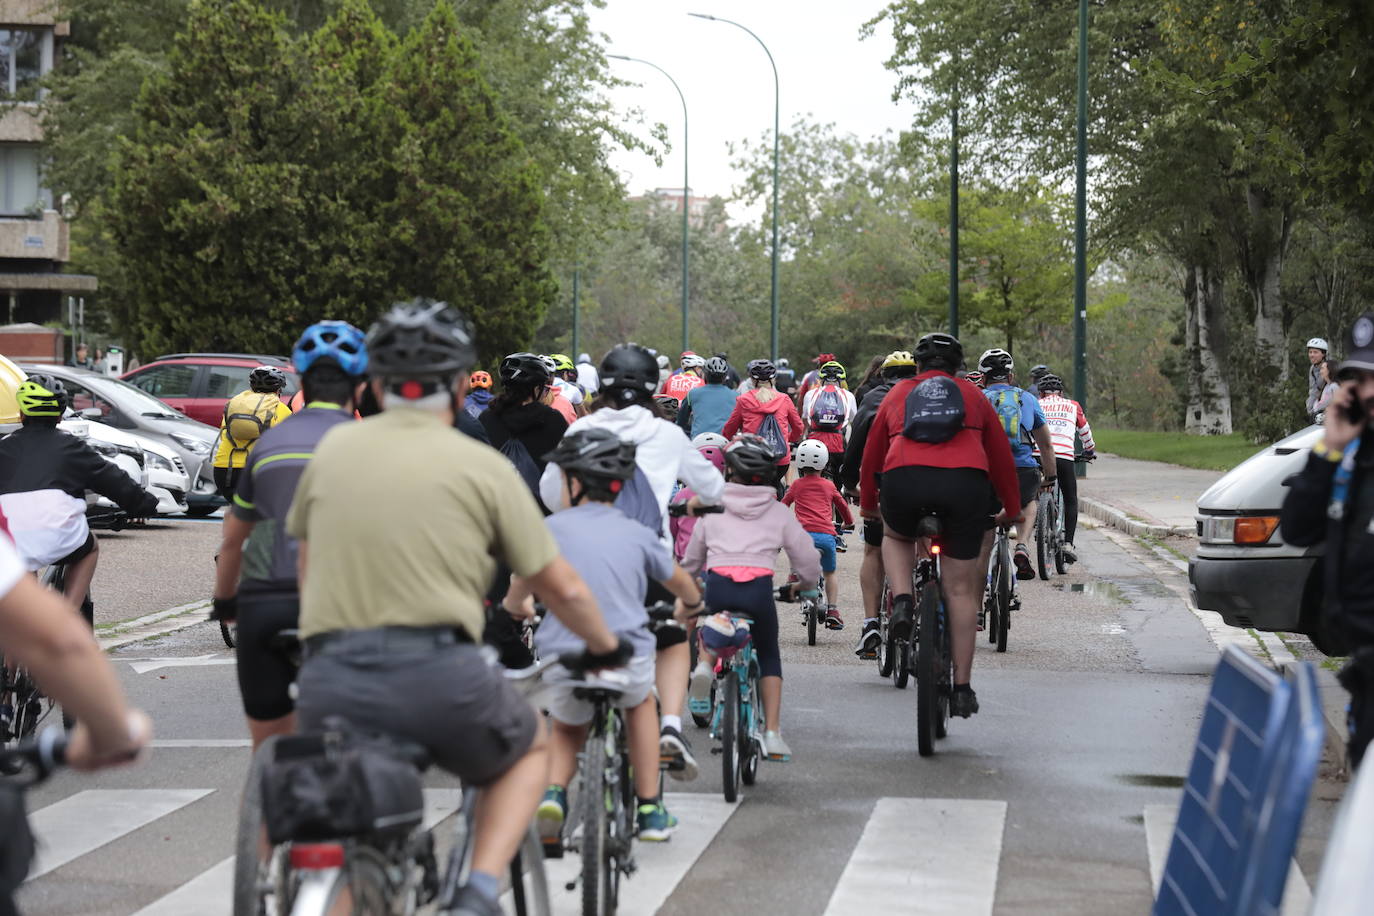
67,709,152,773
208,594,237,623
994,509,1024,527
1040,474,1057,491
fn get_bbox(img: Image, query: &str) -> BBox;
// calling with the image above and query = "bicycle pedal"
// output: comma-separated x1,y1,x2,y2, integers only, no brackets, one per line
710,747,723,756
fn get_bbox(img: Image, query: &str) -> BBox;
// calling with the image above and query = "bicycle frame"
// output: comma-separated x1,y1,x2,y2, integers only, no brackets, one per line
708,622,759,744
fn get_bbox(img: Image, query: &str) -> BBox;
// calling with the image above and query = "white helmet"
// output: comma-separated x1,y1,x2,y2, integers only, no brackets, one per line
681,354,706,369
794,438,829,471
978,348,1014,376
1307,337,1329,352
693,432,728,449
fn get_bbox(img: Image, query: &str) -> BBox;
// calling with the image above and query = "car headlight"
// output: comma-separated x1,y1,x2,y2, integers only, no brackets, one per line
90,441,118,459
170,433,213,456
143,450,175,472
117,444,145,468
1197,514,1280,546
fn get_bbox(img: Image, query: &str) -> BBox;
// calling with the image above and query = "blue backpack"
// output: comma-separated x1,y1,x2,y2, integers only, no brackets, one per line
754,412,788,460
615,467,663,533
987,387,1031,446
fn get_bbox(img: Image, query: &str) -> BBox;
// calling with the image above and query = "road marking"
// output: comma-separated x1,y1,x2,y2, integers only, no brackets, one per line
825,798,1006,915
521,792,738,915
130,788,464,916
29,789,213,879
1143,803,1311,914
127,655,236,674
149,739,252,748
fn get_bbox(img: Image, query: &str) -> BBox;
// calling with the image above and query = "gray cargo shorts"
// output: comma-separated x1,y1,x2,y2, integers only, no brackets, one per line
296,634,538,787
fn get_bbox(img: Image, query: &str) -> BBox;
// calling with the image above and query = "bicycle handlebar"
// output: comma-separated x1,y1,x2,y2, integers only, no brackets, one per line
0,728,68,783
668,502,725,518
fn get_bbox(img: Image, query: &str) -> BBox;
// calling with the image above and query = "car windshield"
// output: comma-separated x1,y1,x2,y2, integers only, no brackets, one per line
86,375,192,419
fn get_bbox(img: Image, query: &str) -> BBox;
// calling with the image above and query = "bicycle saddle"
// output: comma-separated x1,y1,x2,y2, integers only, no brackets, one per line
916,515,944,538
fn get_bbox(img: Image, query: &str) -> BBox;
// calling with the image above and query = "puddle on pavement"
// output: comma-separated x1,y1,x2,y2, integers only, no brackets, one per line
1051,580,1126,602
1117,774,1186,789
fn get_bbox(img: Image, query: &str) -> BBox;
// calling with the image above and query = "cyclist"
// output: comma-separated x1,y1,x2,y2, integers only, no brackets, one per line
713,352,742,389
801,360,857,482
1026,364,1053,397
548,354,586,413
575,352,600,394
543,355,581,423
670,439,726,561
211,321,367,752
842,351,918,659
661,353,706,402
479,352,568,484
1035,374,1095,562
212,366,290,500
723,360,804,483
980,349,1057,580
1307,337,1330,419
537,344,725,781
0,375,158,615
775,357,798,398
783,439,854,629
684,434,821,760
965,369,985,389
677,356,738,439
858,334,1020,717
287,299,625,916
463,370,494,418
794,352,837,408
511,428,705,843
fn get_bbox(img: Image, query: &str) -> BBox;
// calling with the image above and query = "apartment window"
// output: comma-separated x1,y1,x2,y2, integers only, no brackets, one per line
0,29,45,100
0,146,41,216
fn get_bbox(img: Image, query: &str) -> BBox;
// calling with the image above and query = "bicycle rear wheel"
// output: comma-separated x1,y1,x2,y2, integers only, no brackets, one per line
984,553,999,646
1035,493,1051,580
234,737,276,916
995,538,1012,654
805,598,817,646
1053,489,1068,575
741,665,760,785
579,732,611,916
877,583,895,677
719,675,741,803
915,584,941,757
512,824,552,916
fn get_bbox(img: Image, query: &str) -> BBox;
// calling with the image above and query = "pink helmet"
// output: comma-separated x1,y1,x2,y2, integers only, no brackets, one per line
697,445,726,473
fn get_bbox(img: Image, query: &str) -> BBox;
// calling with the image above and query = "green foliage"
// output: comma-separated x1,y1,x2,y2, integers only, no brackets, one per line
108,0,550,360
1093,429,1268,472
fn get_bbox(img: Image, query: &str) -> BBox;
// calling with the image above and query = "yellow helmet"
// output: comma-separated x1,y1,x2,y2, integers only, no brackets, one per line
819,360,846,380
547,353,575,373
882,350,915,369
16,375,67,417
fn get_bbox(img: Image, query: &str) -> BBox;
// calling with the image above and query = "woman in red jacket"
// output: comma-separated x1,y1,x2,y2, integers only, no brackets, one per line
723,359,804,482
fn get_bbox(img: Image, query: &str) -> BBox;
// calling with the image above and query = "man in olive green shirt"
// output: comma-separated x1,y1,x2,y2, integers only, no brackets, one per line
287,299,622,916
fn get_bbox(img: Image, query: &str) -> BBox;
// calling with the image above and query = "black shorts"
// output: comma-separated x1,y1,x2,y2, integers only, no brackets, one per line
213,466,239,500
879,466,993,560
56,532,96,567
236,591,301,721
862,517,884,547
1016,467,1042,508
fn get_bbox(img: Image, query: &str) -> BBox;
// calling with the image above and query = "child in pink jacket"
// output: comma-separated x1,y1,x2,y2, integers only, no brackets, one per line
669,444,725,560
682,434,821,762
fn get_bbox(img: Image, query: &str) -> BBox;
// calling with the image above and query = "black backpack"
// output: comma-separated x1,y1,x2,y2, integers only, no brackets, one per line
902,376,966,443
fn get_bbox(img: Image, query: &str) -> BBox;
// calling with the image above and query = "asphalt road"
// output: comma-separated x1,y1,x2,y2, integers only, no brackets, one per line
14,520,1343,915
88,518,222,627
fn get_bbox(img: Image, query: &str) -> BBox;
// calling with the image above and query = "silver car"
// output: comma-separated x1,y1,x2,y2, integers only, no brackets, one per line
1188,425,1346,655
25,365,221,515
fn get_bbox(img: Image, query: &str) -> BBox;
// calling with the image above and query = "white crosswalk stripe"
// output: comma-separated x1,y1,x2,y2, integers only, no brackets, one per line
1143,802,1312,916
28,789,213,880
130,788,465,916
824,798,1007,915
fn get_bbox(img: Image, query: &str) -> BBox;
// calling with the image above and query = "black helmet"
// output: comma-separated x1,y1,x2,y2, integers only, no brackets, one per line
366,298,477,378
599,344,659,405
915,333,964,370
747,359,776,381
1038,373,1065,393
543,428,638,485
653,394,681,420
1029,364,1051,380
724,433,779,484
499,352,552,387
704,356,730,381
249,366,287,393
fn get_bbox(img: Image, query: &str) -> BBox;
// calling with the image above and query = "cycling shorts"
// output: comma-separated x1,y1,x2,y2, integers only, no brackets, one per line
1016,467,1042,509
647,579,687,650
862,517,884,547
235,591,300,721
297,636,537,787
543,652,655,726
55,532,96,567
878,466,992,560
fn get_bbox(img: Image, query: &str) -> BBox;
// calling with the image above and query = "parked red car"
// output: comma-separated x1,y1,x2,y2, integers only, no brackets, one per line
122,353,300,427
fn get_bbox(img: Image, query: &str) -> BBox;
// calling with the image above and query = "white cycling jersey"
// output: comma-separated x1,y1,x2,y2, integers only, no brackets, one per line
0,525,24,596
1039,393,1095,461
0,490,89,572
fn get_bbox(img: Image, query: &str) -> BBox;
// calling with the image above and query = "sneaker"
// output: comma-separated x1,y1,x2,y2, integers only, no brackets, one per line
1063,542,1078,563
536,786,566,842
659,725,699,781
687,663,713,719
761,730,792,761
976,609,986,632
824,606,844,630
854,620,881,658
888,595,915,640
950,687,980,718
636,801,679,841
447,884,503,916
1013,544,1035,580
835,535,848,553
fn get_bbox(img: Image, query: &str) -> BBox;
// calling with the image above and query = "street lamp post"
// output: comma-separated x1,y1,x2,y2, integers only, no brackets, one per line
608,54,691,355
1073,0,1089,409
689,13,781,361
949,58,960,339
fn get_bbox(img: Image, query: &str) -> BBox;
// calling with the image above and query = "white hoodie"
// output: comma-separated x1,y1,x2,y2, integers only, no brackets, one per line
538,404,725,543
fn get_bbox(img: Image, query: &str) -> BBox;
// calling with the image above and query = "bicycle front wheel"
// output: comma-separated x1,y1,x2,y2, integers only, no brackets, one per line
1035,494,1051,580
579,732,611,916
877,583,895,677
720,675,741,803
234,737,276,916
915,584,941,757
512,824,552,916
806,599,817,646
1053,489,1068,575
995,538,1012,654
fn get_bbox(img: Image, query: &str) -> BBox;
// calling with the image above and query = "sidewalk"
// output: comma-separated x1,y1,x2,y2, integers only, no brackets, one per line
1080,452,1350,775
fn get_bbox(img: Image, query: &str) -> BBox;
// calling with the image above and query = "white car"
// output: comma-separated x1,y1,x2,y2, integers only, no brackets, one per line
58,416,188,517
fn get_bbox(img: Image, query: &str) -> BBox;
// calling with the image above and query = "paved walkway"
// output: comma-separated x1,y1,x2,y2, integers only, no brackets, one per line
1079,454,1223,531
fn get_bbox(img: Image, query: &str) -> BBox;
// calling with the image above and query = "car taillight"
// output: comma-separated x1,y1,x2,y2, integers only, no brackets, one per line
290,843,344,870
1233,516,1279,545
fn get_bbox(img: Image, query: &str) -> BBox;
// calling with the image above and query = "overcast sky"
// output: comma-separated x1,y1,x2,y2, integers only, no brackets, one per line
589,0,917,217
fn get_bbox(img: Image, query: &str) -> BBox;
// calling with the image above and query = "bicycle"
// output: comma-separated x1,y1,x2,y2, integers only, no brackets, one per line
777,573,827,647
702,609,764,803
233,638,553,916
894,515,952,758
1035,477,1068,579
985,523,1014,654
0,729,71,912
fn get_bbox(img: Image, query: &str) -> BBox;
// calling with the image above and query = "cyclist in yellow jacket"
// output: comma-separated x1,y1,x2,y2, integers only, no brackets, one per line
212,366,291,499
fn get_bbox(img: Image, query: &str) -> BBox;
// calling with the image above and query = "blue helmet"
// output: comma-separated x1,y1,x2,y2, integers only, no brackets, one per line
293,320,368,377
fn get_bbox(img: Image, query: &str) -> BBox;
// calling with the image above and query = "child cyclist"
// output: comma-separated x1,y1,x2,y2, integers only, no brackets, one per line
506,428,705,843
684,434,822,761
782,439,854,630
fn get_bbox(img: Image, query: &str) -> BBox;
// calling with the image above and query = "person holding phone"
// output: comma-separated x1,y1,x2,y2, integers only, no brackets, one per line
1281,313,1374,769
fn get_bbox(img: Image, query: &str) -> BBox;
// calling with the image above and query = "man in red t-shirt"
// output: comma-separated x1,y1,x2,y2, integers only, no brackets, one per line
857,333,1019,720
660,353,706,402
783,439,855,629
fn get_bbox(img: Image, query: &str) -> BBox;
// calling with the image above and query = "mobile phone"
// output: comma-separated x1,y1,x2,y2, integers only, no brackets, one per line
1345,386,1366,424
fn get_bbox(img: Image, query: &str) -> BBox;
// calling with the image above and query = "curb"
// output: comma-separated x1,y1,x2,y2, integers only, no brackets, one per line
1079,496,1194,540
97,600,212,651
1305,664,1350,777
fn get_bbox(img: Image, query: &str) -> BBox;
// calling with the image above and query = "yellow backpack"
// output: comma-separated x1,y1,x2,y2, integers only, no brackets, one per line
223,390,281,459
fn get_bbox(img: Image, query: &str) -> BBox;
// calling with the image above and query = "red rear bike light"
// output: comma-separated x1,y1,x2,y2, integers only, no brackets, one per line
930,544,941,556
290,843,345,870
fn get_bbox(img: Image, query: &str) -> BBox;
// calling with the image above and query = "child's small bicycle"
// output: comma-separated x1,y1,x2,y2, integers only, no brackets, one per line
701,611,764,803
